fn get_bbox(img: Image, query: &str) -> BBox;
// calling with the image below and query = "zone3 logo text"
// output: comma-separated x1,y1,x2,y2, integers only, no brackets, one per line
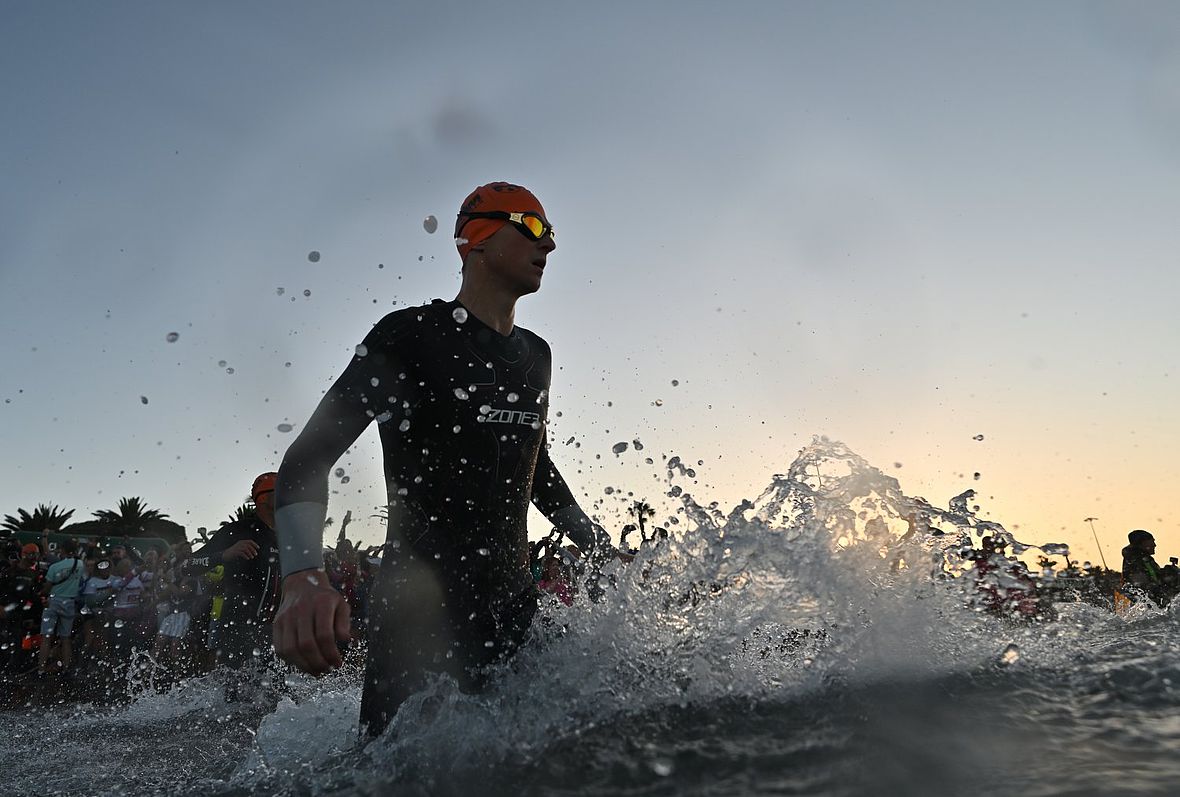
478,408,541,426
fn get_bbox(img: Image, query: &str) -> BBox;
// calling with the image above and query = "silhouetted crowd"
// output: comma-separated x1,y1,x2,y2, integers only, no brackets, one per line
0,532,379,705
967,527,1179,621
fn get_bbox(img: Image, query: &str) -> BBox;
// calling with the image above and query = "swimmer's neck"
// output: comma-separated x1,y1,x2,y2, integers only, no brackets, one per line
454,285,518,337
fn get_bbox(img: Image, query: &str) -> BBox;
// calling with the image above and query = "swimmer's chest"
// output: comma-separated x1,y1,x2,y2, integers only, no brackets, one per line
402,324,552,443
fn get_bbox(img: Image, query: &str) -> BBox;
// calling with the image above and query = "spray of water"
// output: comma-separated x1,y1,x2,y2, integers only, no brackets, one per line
11,436,1173,796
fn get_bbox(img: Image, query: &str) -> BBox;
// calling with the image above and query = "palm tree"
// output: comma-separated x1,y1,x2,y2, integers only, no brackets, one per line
629,500,655,539
2,503,75,534
92,497,169,535
1037,556,1058,572
221,503,257,526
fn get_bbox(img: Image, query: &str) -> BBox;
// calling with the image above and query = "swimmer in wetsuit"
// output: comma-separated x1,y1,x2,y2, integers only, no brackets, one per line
187,472,282,669
273,182,612,737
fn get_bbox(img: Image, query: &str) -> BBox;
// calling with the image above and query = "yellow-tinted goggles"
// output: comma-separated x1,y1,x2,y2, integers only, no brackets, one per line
457,210,554,241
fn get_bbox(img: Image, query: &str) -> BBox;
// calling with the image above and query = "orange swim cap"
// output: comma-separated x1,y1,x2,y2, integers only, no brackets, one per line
454,182,546,263
252,472,278,503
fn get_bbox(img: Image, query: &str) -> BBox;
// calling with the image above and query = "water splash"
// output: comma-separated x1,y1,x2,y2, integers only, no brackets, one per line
10,437,1143,797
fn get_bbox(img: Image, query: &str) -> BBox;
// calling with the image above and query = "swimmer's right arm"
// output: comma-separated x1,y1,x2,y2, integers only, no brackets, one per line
273,324,401,673
274,410,366,673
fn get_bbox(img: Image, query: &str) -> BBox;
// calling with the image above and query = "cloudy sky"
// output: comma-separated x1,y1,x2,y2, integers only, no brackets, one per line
3,2,1178,564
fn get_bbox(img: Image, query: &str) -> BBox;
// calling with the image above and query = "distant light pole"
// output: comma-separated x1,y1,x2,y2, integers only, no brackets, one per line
1085,517,1109,570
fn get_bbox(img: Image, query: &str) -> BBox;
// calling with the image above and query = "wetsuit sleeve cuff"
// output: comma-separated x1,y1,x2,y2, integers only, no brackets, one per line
276,502,327,576
550,505,611,552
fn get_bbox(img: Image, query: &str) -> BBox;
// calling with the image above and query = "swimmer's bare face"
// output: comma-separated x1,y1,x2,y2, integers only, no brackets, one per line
476,220,556,296
254,490,276,530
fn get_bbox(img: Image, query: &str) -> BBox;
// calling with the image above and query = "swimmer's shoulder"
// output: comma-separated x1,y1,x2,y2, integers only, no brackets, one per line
514,323,552,359
366,300,450,345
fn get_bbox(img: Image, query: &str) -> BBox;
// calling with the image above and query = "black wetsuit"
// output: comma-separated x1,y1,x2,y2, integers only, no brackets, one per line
1,564,43,673
278,299,583,735
1121,545,1168,605
188,517,281,666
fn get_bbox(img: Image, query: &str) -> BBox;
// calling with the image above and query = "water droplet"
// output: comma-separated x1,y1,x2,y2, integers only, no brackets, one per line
973,472,981,480
308,251,321,262
423,215,438,234
455,237,469,246
218,360,227,368
452,307,469,324
276,287,285,296
252,647,262,657
479,404,492,415
399,419,411,432
341,476,351,484
612,442,629,455
276,423,294,433
632,439,644,451
506,392,519,403
973,434,985,441
113,619,125,629
165,332,179,343
671,379,679,387
998,643,1020,667
303,289,311,297
453,425,462,433
226,367,235,374
375,411,393,424
355,344,369,357
484,640,495,648
653,399,664,407
454,388,470,400
140,396,149,405
335,467,345,477
650,759,675,777
371,377,380,387
477,548,490,556
284,362,291,368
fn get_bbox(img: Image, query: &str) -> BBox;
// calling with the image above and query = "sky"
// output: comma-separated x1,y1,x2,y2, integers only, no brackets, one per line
2,2,1178,566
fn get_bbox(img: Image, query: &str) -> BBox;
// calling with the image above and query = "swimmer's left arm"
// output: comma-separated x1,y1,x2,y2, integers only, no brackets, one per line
532,433,612,554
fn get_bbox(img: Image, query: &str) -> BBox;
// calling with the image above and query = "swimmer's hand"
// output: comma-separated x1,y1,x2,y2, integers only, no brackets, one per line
273,569,351,675
222,540,260,561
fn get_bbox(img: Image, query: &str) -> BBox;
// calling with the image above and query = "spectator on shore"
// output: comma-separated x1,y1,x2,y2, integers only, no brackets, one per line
37,539,85,676
1121,529,1170,606
152,573,197,677
109,558,148,666
537,549,574,606
1,544,44,674
77,556,114,668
